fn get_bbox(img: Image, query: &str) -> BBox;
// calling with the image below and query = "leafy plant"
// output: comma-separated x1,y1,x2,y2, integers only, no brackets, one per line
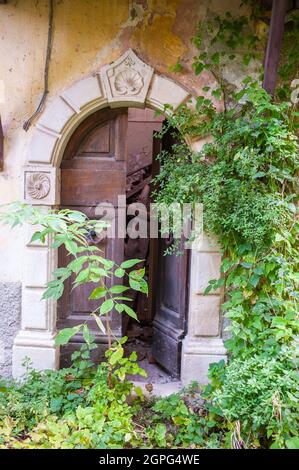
153,7,299,449
206,353,299,448
0,339,147,449
1,204,147,353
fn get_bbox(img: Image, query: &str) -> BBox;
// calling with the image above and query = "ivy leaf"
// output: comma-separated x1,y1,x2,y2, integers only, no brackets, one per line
55,325,82,346
114,268,125,278
89,286,107,300
109,285,129,294
109,346,124,366
120,259,143,269
91,313,106,335
194,62,205,75
122,304,139,321
100,299,114,315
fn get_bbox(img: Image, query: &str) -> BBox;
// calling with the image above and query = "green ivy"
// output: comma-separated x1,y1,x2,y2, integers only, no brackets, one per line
153,7,299,447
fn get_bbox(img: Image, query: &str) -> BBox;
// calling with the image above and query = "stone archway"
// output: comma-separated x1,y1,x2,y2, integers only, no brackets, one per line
13,49,226,383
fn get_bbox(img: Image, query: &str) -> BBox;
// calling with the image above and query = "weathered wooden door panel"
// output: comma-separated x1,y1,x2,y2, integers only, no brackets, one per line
152,238,189,377
61,169,126,206
152,132,189,377
58,109,128,366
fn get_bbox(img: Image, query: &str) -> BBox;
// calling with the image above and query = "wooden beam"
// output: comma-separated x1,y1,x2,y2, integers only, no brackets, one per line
0,115,3,172
263,0,288,95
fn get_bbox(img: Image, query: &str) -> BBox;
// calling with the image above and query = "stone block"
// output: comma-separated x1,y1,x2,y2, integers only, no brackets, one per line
189,295,221,337
146,74,190,111
22,287,48,330
28,127,58,164
23,248,48,288
191,252,221,294
101,49,154,107
61,76,105,112
38,96,76,134
12,344,59,378
23,167,60,205
181,337,226,385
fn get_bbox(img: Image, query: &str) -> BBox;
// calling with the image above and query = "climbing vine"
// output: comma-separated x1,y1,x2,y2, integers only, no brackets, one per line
154,6,299,447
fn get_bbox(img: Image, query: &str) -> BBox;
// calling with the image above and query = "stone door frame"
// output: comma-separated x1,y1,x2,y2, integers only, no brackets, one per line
13,49,226,382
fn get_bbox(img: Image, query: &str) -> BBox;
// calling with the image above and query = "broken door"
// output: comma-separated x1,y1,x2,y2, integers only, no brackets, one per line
151,132,189,377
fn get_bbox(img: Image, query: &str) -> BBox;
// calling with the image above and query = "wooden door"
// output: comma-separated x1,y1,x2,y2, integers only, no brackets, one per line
57,108,128,366
151,132,189,378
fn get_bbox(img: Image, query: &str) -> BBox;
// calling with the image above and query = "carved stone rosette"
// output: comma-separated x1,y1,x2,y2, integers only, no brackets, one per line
24,168,60,205
26,173,50,200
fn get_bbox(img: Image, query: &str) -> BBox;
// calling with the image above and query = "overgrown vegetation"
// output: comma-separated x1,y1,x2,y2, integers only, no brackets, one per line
0,4,298,449
0,344,226,449
153,5,299,449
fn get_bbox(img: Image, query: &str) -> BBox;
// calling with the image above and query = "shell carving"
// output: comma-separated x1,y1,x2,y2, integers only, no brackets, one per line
26,173,50,200
114,68,143,95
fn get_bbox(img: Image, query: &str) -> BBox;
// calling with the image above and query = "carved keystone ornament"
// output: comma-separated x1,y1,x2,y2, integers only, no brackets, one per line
101,49,154,105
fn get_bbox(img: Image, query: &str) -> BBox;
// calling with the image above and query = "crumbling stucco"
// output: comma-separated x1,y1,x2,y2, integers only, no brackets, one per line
0,282,21,377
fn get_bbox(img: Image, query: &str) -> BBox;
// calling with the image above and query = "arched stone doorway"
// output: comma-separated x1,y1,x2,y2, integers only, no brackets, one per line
13,49,226,384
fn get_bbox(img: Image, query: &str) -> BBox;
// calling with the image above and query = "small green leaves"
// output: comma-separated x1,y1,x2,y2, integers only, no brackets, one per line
286,437,299,449
75,268,90,284
108,345,124,366
128,268,148,295
82,324,94,346
129,277,148,294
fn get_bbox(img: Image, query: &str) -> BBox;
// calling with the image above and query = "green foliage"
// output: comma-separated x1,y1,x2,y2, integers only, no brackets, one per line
0,345,96,441
1,205,147,348
206,353,299,448
0,339,147,449
153,8,299,449
155,82,299,358
146,393,206,448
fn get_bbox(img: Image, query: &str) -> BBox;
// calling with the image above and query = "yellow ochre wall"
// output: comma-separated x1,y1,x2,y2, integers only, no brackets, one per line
0,0,250,281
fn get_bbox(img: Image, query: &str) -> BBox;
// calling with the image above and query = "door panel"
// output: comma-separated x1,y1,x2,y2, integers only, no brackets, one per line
61,169,125,206
152,238,189,377
58,109,128,366
152,132,189,378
